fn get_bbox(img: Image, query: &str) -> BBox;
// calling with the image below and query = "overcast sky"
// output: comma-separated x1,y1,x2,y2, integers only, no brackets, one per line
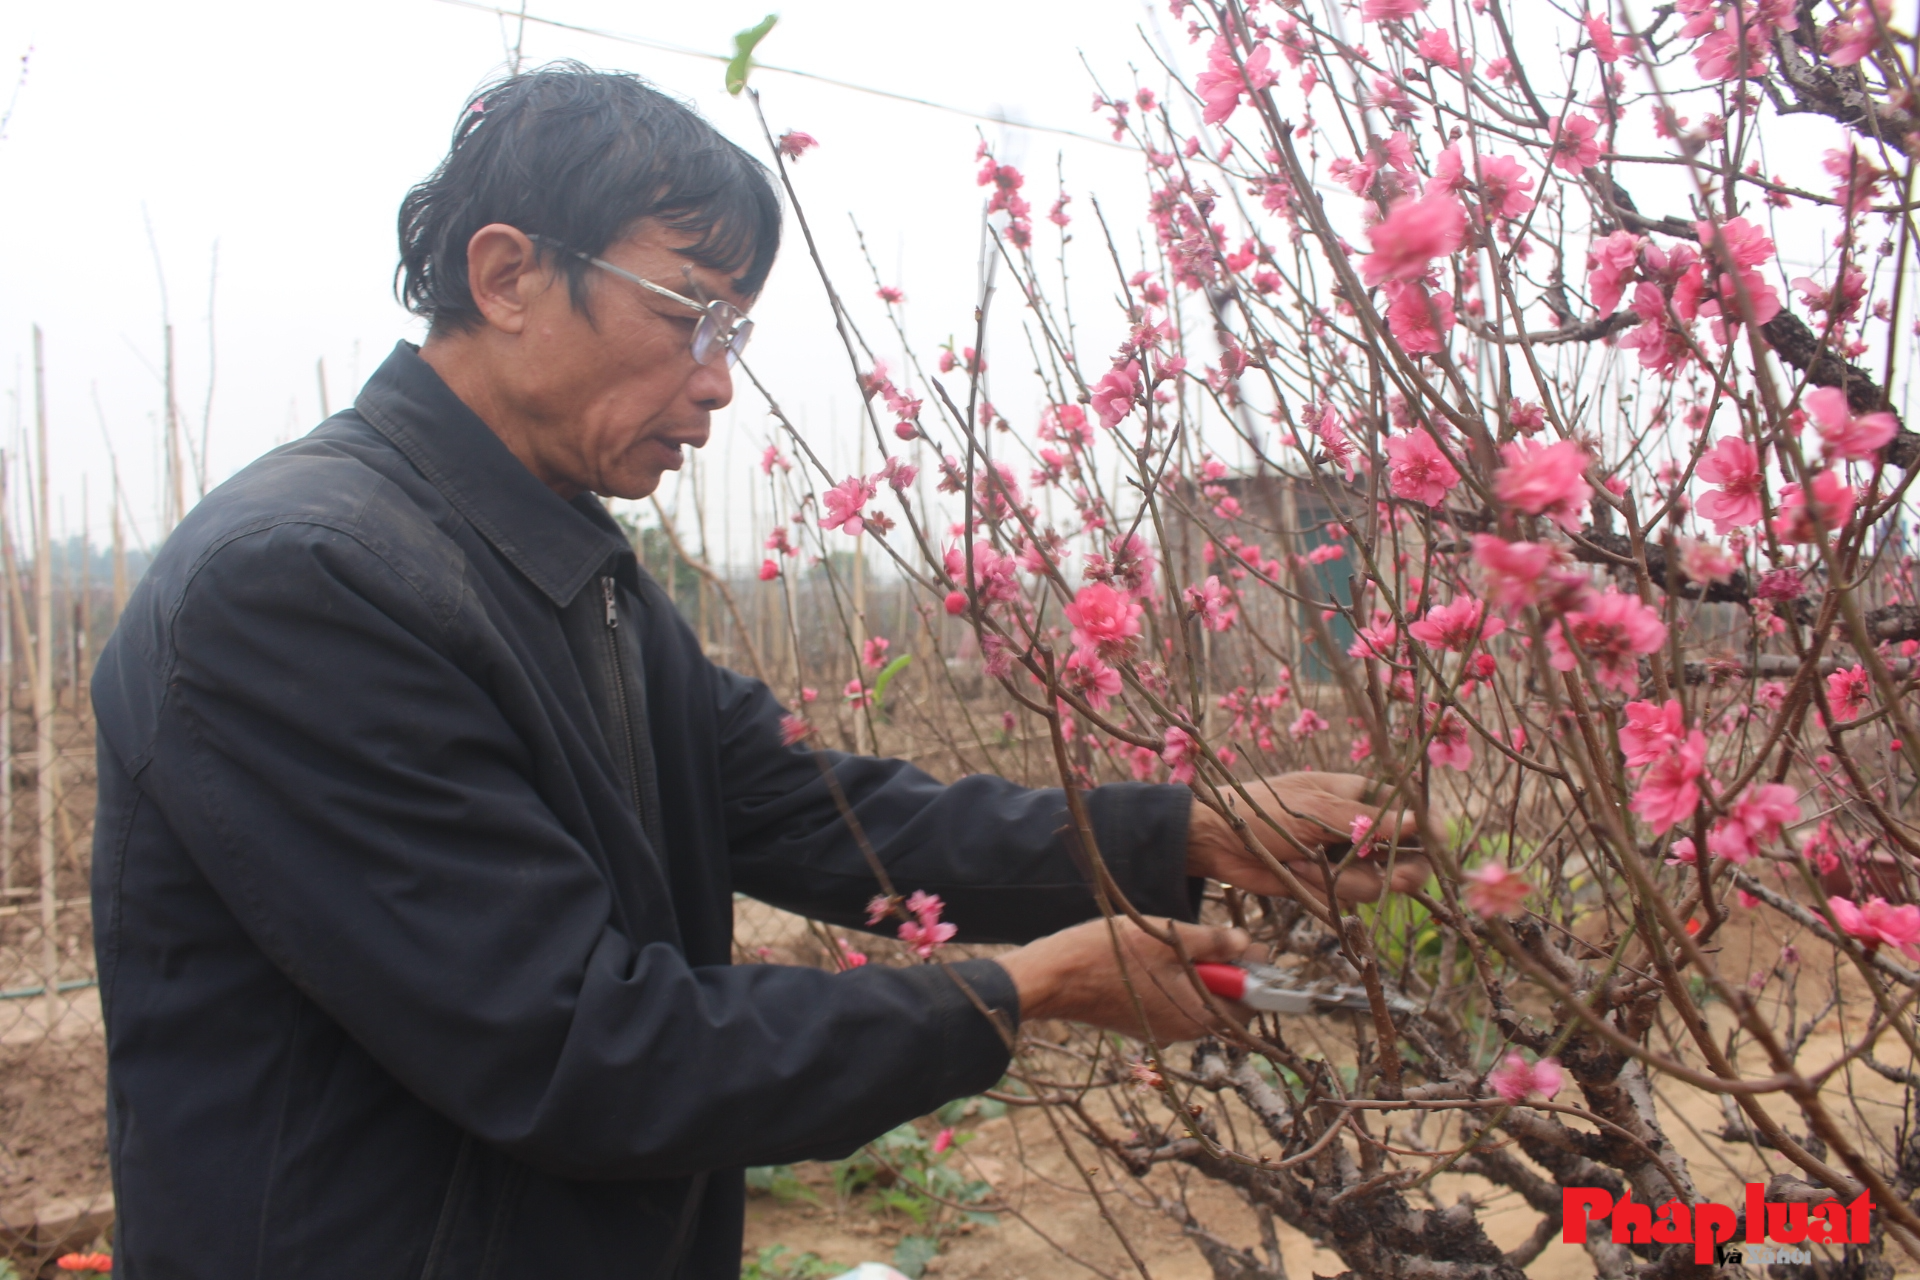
0,1,1895,570
0,0,1180,565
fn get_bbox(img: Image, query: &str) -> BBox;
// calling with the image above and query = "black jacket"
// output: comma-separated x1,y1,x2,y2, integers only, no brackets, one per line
91,342,1197,1279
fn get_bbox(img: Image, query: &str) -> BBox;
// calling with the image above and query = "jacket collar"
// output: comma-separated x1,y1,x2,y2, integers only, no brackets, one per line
354,342,631,608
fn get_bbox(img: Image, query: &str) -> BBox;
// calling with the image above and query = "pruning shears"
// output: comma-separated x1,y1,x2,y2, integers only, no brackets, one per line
1194,962,1419,1017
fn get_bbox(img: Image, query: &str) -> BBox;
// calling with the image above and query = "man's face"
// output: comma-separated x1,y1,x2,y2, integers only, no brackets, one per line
487,219,752,501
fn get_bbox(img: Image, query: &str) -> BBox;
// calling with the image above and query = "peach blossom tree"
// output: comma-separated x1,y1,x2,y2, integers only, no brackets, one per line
730,0,1920,1275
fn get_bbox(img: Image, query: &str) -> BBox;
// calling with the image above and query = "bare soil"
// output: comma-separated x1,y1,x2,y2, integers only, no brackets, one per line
0,1031,108,1228
739,898,1920,1279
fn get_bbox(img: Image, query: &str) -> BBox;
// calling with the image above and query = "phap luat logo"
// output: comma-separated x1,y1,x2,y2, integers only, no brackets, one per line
1563,1184,1873,1264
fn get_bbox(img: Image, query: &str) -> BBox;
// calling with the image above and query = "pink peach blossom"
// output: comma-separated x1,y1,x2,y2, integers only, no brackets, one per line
1090,361,1142,429
1428,709,1473,771
1631,730,1708,833
1825,0,1891,65
1489,1052,1563,1102
1195,35,1278,125
1383,431,1461,508
1548,114,1603,173
1474,153,1536,220
1063,646,1122,711
1184,575,1238,632
1826,663,1871,722
1408,598,1506,651
1348,615,1400,661
1161,726,1199,783
1361,189,1468,286
1805,386,1898,461
1312,403,1357,477
1829,895,1920,957
1707,784,1800,864
1586,230,1644,316
1619,698,1685,767
1415,27,1462,69
1360,0,1428,20
1471,535,1558,608
898,890,958,959
1065,582,1144,659
1464,863,1533,918
821,474,877,536
1584,12,1622,60
1493,440,1593,532
878,455,918,491
776,130,818,160
1694,437,1764,533
1547,589,1668,694
1677,536,1738,584
1771,469,1856,543
1695,216,1782,329
1382,281,1456,354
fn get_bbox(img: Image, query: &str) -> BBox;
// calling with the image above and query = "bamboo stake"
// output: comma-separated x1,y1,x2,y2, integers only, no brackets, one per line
852,428,869,754
646,497,771,686
32,326,56,1002
0,449,11,898
76,476,89,705
198,241,218,499
164,322,182,534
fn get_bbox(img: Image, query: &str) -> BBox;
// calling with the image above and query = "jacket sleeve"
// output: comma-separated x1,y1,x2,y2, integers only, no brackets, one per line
132,522,1026,1180
711,664,1199,943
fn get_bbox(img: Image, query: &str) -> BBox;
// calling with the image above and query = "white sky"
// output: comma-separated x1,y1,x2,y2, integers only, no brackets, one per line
0,0,1180,564
0,1,1899,569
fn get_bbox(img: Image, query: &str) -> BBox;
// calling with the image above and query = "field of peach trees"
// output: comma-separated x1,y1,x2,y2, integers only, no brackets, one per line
718,0,1920,1276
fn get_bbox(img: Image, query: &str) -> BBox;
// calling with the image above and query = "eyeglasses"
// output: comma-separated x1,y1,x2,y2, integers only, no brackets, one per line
532,236,754,368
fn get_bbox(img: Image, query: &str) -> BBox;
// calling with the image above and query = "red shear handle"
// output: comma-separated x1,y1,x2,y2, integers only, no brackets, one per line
1194,963,1247,1002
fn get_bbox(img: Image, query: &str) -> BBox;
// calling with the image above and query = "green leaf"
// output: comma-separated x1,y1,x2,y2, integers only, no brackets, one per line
725,14,779,96
870,653,913,709
880,1188,931,1223
892,1235,940,1277
745,1163,819,1204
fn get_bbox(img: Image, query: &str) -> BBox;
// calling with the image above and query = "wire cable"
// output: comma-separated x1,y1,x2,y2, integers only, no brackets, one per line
428,0,1131,150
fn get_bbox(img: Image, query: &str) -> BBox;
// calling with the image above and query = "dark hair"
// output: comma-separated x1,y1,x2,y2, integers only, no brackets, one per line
396,62,782,331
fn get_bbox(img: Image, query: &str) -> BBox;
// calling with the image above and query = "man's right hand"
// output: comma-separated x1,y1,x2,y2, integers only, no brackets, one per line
997,917,1252,1043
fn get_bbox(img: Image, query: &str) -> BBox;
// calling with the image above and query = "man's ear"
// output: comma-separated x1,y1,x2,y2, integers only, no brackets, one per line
464,224,553,334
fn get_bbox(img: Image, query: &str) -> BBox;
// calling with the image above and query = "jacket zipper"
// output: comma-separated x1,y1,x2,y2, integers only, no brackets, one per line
601,576,646,820
603,576,704,1273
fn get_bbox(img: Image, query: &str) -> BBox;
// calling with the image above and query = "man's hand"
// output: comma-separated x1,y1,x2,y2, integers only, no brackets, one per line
1187,772,1430,905
998,917,1252,1043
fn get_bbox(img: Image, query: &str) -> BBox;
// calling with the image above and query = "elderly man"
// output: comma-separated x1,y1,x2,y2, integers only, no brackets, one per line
91,65,1423,1278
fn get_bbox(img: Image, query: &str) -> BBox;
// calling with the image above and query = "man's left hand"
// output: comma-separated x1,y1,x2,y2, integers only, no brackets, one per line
1185,772,1430,905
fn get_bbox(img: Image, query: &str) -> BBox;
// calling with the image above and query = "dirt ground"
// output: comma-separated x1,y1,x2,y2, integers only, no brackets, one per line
737,898,1920,1280
740,1099,1612,1280
0,1022,107,1229
0,898,1912,1278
